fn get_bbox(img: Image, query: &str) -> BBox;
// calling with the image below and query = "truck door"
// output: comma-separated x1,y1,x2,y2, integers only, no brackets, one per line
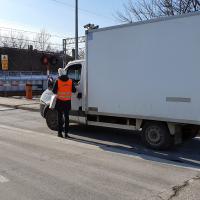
66,64,82,111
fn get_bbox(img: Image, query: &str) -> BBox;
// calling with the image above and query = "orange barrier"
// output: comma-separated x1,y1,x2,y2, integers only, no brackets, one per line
26,83,32,99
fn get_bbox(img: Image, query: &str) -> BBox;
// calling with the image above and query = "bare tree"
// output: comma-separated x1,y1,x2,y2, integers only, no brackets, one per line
0,28,62,52
0,34,10,47
0,32,29,49
79,48,85,59
17,33,29,49
34,29,52,51
9,32,18,48
117,0,200,23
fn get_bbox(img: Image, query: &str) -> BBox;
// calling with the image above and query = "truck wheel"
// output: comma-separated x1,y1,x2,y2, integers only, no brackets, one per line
142,122,173,150
46,109,58,131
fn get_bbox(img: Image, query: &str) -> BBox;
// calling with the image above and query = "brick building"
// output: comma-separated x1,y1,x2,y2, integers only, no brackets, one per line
0,47,73,73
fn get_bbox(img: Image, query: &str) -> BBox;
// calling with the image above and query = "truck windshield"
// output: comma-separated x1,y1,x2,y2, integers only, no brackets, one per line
67,64,82,83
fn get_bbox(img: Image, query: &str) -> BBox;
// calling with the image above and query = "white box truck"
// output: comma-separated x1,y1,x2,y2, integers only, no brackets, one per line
40,12,200,150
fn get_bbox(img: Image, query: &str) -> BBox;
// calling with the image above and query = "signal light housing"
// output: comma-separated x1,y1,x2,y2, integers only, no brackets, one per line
40,54,58,66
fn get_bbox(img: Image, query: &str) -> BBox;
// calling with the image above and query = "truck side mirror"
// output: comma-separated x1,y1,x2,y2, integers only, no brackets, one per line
77,92,82,99
48,77,54,90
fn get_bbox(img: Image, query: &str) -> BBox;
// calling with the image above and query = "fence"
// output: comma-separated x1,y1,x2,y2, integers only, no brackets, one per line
0,71,58,92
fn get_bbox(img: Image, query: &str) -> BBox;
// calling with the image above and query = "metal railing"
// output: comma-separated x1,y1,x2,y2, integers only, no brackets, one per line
0,71,58,92
0,71,58,80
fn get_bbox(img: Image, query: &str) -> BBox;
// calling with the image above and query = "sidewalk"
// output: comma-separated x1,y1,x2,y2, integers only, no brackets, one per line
0,96,40,112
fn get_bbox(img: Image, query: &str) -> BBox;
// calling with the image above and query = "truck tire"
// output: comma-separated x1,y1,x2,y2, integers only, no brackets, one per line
46,109,58,131
142,122,173,150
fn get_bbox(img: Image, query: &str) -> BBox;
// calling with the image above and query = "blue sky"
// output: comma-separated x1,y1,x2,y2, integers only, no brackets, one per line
0,0,125,38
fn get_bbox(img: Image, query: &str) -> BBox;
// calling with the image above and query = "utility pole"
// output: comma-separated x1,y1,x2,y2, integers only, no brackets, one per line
75,0,79,60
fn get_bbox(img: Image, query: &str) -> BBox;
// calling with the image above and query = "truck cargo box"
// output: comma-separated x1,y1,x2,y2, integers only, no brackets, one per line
86,12,200,125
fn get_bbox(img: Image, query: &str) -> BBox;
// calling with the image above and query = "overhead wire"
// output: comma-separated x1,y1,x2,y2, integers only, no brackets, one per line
0,0,111,52
0,35,62,46
0,26,65,39
0,1,114,40
49,0,114,21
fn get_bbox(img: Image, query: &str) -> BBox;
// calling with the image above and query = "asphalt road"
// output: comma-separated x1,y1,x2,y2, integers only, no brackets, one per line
0,106,200,200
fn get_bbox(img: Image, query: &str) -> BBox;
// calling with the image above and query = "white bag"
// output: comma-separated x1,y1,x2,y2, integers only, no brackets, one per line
49,94,57,109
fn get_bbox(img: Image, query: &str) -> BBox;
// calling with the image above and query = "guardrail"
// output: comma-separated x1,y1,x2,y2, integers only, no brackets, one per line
0,71,58,93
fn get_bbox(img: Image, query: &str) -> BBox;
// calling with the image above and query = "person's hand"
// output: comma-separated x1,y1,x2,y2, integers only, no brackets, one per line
76,81,80,88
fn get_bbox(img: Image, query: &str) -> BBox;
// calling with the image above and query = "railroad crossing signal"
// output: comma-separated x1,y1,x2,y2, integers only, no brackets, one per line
40,54,49,65
40,54,58,66
1,55,8,70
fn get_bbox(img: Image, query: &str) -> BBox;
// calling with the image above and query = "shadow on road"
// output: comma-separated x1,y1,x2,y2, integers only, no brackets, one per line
69,124,200,170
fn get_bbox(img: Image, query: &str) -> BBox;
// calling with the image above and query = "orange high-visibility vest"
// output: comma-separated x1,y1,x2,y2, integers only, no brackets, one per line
57,79,72,101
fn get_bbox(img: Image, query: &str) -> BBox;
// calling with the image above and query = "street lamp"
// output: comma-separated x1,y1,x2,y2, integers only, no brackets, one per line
84,23,99,30
75,0,78,60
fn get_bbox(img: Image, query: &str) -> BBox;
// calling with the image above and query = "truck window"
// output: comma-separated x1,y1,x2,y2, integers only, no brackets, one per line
67,64,82,83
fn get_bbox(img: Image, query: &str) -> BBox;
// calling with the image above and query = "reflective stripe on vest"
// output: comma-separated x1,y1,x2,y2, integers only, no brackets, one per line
57,79,72,101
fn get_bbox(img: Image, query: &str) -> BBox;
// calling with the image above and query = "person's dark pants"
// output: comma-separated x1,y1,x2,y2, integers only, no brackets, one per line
57,109,69,135
55,99,71,137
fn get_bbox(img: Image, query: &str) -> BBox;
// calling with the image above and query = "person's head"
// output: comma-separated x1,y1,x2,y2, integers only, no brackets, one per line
58,68,66,76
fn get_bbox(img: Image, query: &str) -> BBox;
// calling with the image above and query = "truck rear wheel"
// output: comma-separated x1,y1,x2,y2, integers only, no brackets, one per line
142,122,173,150
46,109,58,131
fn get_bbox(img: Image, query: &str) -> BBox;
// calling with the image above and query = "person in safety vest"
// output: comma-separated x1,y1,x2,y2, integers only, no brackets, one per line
52,68,76,138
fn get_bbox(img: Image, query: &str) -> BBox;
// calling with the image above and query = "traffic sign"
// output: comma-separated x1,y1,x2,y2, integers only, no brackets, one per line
1,55,8,70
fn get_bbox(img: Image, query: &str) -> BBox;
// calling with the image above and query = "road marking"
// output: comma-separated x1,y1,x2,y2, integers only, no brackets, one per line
0,175,9,183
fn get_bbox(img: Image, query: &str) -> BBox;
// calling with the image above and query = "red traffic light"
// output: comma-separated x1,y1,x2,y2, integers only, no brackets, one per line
40,54,58,66
40,54,49,65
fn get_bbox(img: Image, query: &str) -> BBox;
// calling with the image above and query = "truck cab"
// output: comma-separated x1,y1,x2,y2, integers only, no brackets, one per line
40,60,86,131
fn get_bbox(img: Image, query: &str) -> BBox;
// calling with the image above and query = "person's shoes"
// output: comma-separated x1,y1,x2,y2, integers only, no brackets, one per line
65,133,70,139
58,133,63,138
